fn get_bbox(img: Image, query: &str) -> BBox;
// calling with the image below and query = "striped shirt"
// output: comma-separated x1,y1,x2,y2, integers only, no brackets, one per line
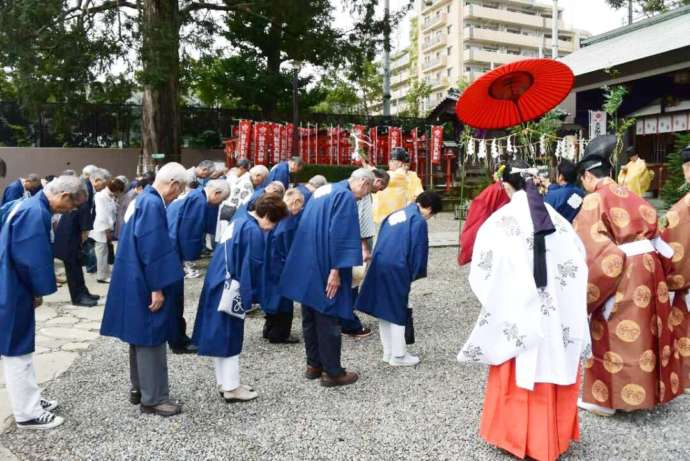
357,194,375,239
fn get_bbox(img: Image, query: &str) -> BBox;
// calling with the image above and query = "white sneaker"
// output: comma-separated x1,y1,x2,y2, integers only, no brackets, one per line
16,411,64,430
184,270,200,279
390,353,420,367
382,353,391,364
577,398,615,416
40,399,58,412
223,387,258,403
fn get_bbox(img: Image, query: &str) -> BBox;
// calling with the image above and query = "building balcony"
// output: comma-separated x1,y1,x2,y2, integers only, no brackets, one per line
462,4,567,31
422,0,452,15
422,33,447,52
463,48,521,66
391,72,411,87
421,55,447,72
425,77,449,90
391,53,410,70
464,26,573,52
421,12,447,32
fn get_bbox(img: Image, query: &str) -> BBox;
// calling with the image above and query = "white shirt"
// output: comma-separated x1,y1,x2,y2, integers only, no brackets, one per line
89,188,117,243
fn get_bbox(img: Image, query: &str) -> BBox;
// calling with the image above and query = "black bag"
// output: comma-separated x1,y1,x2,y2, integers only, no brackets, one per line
107,242,115,265
405,308,415,345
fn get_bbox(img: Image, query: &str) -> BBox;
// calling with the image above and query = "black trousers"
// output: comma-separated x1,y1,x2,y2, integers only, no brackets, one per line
61,257,88,303
167,281,190,350
301,305,344,377
263,311,294,342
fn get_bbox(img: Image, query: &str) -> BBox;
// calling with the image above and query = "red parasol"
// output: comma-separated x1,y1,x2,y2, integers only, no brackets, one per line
456,59,574,130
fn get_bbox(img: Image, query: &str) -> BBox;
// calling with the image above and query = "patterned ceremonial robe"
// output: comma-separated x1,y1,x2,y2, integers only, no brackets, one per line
573,178,683,410
661,192,690,389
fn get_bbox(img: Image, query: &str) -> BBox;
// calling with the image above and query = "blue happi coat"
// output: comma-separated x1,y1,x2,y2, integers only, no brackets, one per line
192,216,266,357
267,161,290,189
1,179,38,205
100,186,184,346
296,184,313,204
167,188,207,262
279,180,361,320
544,183,585,223
0,192,57,356
233,188,265,223
262,211,302,314
355,203,429,325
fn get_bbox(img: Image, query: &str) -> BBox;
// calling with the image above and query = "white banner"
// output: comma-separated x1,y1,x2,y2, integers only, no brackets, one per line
636,119,645,135
672,114,688,132
589,111,607,139
644,118,658,135
658,115,672,133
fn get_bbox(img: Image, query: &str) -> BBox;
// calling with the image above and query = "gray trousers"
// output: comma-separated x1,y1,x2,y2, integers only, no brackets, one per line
94,241,110,281
129,344,169,406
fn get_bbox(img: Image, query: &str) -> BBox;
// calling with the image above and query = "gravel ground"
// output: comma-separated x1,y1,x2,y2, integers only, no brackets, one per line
2,214,690,460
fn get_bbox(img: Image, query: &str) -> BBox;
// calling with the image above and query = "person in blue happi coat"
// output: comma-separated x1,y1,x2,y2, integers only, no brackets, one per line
262,188,305,343
192,194,288,403
279,168,374,387
264,156,304,189
295,174,327,206
166,179,230,354
1,175,87,430
100,163,188,418
355,191,442,367
544,159,585,223
233,180,286,223
1,174,42,205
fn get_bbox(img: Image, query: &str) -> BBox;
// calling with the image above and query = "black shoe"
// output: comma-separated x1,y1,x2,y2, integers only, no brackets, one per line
85,293,101,301
269,337,300,344
343,327,372,339
140,400,182,417
171,343,198,354
130,389,141,405
73,296,97,307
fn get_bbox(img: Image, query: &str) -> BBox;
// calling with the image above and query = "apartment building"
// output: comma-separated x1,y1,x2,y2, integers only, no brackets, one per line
386,0,589,115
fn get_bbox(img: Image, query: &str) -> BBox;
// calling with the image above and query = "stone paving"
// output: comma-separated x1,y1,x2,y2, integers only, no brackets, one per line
0,266,108,433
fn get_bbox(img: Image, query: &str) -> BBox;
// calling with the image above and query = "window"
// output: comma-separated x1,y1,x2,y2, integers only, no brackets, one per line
447,25,453,34
506,48,520,55
447,68,453,77
465,66,471,72
447,5,451,13
447,46,452,55
483,45,498,52
507,27,521,34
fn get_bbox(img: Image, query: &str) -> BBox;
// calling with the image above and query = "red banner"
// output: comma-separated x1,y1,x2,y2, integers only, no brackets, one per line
272,123,282,164
369,127,377,166
431,125,444,165
285,124,294,159
255,123,269,164
298,127,308,158
237,120,252,158
389,127,402,154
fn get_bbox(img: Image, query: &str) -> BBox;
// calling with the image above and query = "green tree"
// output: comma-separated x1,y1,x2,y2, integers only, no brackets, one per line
660,133,690,207
606,0,690,15
400,78,431,117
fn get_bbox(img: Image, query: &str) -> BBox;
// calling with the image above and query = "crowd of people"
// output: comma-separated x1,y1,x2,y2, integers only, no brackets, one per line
1,135,688,461
0,149,441,428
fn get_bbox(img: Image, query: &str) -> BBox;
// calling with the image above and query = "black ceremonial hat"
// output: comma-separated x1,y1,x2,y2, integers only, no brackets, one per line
391,147,410,163
578,135,615,173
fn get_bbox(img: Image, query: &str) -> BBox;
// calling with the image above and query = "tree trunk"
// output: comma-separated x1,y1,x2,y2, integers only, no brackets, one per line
140,0,181,169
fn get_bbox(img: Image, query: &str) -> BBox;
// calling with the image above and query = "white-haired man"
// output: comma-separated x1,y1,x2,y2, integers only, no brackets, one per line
83,168,111,274
166,179,230,353
1,175,87,430
100,162,188,417
296,174,327,205
187,160,215,188
280,168,373,387
1,173,42,205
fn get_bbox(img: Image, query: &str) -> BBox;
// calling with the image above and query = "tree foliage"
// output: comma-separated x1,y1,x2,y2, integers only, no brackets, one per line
606,0,690,15
660,133,690,207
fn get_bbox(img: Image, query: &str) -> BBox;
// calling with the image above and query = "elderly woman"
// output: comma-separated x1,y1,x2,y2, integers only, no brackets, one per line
262,188,305,344
90,178,125,283
192,194,288,402
216,165,269,240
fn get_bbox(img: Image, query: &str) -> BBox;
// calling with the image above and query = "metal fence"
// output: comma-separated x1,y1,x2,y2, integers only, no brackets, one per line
0,101,427,148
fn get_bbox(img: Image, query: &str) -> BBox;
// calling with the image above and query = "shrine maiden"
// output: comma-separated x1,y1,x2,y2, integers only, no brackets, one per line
100,163,187,418
356,192,442,366
458,162,589,461
192,194,287,402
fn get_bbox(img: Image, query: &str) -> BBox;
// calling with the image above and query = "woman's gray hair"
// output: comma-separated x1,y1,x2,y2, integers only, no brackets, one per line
350,168,375,185
46,175,88,197
308,175,327,188
156,162,190,186
268,181,286,195
249,165,269,177
91,168,111,181
205,179,231,199
197,160,216,172
116,175,129,189
82,165,98,177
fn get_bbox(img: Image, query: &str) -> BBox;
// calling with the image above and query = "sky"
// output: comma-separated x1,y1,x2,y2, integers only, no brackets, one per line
338,0,633,52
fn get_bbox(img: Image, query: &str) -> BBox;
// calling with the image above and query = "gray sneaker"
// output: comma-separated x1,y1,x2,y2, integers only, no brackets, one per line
140,400,182,417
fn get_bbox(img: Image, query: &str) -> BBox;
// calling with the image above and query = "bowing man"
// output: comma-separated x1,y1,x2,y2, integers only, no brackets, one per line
166,179,230,354
192,194,288,403
1,175,86,430
356,191,442,366
262,188,305,343
266,156,304,189
280,168,374,387
296,174,327,206
1,174,42,205
100,163,188,418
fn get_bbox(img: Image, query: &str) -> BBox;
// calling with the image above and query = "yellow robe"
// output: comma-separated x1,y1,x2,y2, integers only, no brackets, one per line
372,169,424,224
618,159,654,196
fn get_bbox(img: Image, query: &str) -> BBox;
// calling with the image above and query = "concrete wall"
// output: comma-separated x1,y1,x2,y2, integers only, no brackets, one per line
0,148,226,190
